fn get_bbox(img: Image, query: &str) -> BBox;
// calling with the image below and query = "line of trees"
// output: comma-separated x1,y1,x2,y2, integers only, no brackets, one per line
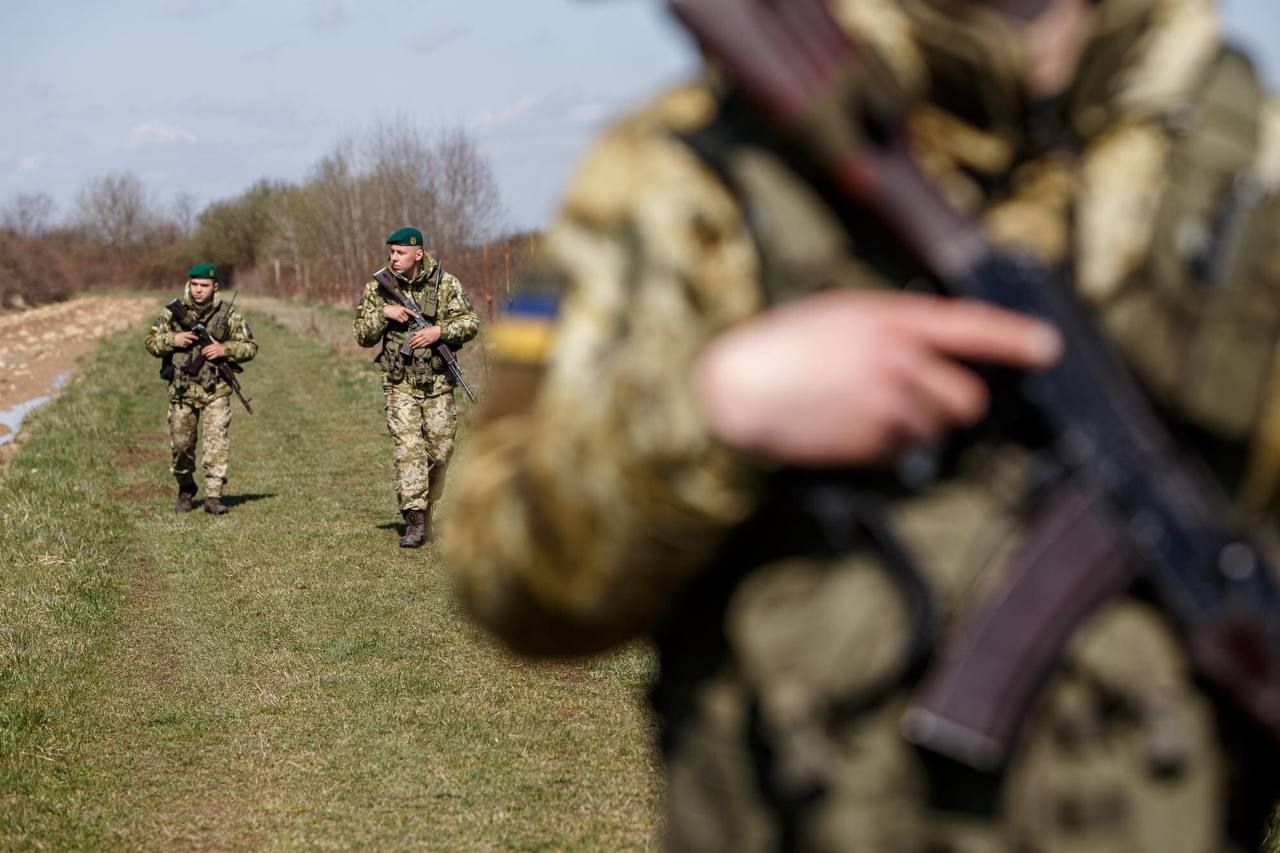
0,119,523,311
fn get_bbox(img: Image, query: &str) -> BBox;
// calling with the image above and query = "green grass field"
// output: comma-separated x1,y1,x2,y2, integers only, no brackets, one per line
0,299,660,850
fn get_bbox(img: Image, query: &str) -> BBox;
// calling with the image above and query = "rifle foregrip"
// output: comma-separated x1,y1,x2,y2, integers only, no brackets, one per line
901,484,1136,772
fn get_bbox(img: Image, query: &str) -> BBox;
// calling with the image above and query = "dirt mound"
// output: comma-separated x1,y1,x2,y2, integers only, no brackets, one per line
0,295,157,469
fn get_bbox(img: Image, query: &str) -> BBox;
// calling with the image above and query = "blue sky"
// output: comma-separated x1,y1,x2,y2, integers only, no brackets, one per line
1,0,1276,232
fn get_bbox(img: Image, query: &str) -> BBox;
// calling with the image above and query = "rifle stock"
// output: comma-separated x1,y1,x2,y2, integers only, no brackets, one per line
671,0,1280,767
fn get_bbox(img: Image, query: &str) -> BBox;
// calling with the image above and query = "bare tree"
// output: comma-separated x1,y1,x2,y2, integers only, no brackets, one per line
171,191,200,237
1,192,58,237
361,120,504,255
254,118,507,301
74,171,156,249
428,128,504,251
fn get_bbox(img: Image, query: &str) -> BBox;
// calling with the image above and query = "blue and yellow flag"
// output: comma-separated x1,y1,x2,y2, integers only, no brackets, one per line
487,292,558,365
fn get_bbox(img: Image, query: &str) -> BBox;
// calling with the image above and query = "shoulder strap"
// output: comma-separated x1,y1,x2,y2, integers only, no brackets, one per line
209,299,236,339
1159,46,1268,291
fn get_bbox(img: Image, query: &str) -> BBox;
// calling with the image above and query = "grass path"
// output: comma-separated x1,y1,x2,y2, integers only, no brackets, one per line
0,300,659,850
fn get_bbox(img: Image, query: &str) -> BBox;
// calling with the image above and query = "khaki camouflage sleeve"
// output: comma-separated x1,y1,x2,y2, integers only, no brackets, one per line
353,281,389,348
438,274,479,346
144,311,177,357
443,84,768,657
222,310,257,364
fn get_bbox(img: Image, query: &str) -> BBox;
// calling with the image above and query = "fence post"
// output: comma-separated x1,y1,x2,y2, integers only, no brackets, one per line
504,240,511,298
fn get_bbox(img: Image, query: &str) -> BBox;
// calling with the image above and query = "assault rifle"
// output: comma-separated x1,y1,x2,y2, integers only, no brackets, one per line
165,295,254,414
372,266,477,403
670,0,1280,771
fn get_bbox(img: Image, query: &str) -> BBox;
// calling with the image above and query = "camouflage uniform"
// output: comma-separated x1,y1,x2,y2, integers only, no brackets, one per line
353,255,479,517
446,0,1280,849
144,284,257,500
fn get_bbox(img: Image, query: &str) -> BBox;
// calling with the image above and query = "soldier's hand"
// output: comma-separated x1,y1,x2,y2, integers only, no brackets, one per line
408,325,443,349
201,340,227,360
383,305,413,323
695,291,1063,466
173,331,198,349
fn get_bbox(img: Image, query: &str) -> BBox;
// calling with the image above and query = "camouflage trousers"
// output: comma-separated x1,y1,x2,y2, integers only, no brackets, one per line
169,395,232,497
383,383,457,512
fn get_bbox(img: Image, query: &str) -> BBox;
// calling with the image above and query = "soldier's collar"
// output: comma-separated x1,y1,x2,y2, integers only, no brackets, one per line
394,257,439,285
186,293,221,316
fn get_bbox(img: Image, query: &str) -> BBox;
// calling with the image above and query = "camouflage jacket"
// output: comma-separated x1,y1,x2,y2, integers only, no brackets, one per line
353,256,479,396
447,0,1280,654
444,0,1280,848
144,286,257,407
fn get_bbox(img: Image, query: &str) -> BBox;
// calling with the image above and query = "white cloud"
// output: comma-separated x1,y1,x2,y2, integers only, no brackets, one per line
470,97,541,132
17,155,44,174
128,122,198,148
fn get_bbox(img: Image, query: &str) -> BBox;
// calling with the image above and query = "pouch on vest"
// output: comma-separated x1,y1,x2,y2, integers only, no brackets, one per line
408,352,435,386
1138,47,1277,442
419,266,442,319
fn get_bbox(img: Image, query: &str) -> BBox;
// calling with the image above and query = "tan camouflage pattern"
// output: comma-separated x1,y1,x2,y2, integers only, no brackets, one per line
447,85,765,652
383,384,457,512
353,253,480,398
445,0,1276,848
144,284,257,408
168,395,232,497
353,254,478,513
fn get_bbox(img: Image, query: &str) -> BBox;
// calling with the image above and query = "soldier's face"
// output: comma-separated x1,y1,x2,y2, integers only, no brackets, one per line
389,245,425,275
1011,0,1098,98
189,278,217,304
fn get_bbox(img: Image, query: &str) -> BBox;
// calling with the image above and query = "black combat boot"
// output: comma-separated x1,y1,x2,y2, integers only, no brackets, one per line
400,510,426,548
204,496,228,515
175,482,197,513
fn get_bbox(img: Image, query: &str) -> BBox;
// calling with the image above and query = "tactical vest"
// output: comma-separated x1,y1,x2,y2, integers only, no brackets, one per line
376,265,445,387
1094,47,1280,450
684,47,1280,493
654,49,1280,841
167,300,235,395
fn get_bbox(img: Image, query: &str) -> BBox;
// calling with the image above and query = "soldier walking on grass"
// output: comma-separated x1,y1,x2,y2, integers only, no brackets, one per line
145,263,257,515
354,228,479,548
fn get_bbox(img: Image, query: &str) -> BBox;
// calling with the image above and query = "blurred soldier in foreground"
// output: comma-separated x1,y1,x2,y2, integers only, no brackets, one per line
446,0,1280,849
145,263,257,515
354,228,479,548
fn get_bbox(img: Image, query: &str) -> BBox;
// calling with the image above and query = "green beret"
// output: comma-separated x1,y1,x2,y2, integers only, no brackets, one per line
187,262,218,281
386,227,424,247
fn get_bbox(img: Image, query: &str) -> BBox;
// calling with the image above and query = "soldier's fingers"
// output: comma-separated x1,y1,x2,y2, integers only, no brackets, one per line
895,384,948,448
909,356,991,428
856,344,947,452
887,297,1062,369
